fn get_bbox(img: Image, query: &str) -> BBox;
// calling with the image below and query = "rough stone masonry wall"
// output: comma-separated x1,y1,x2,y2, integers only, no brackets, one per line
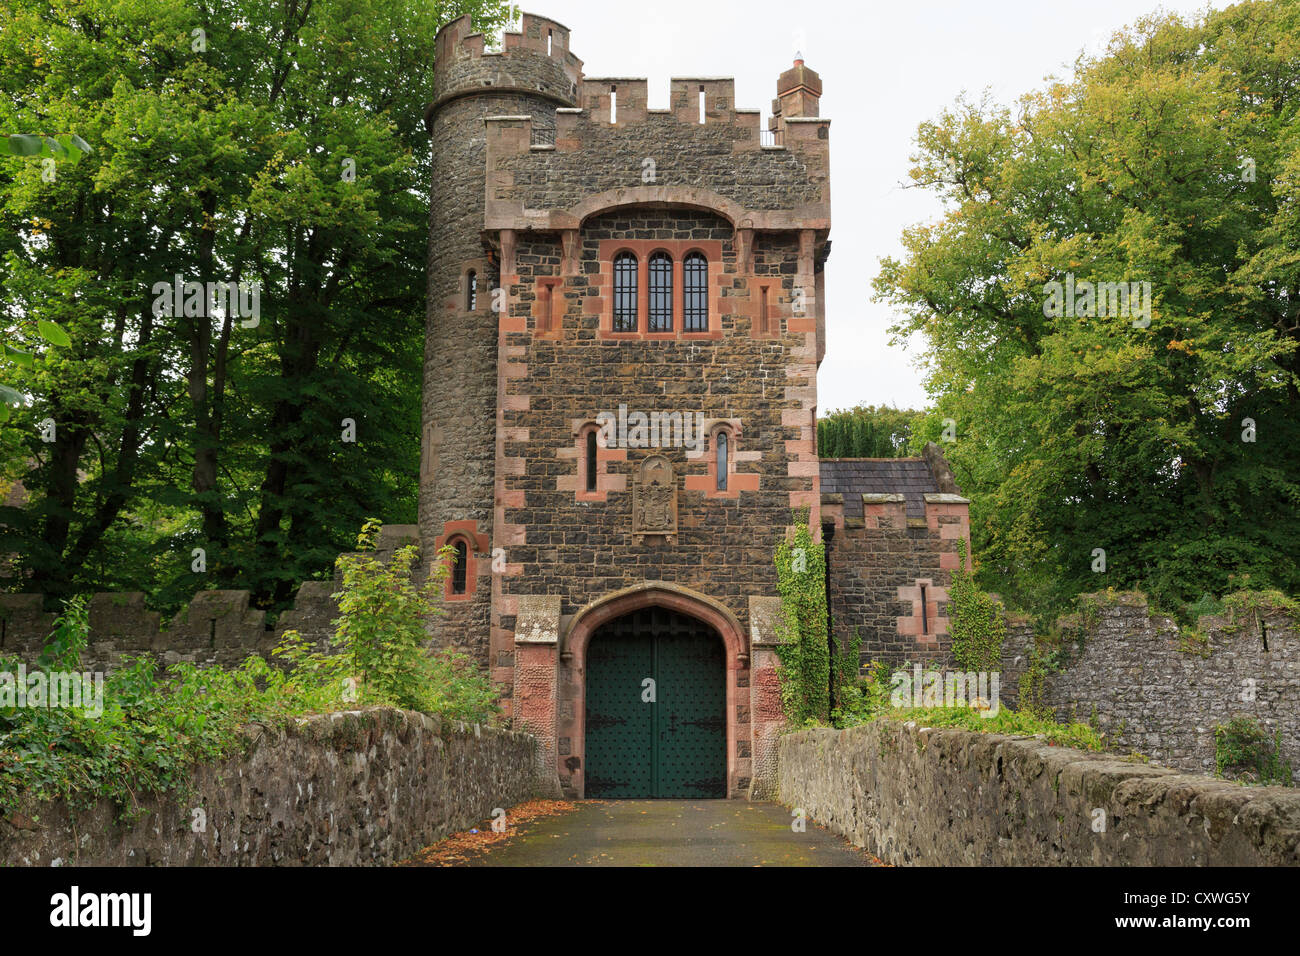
1002,594,1300,776
496,110,822,213
827,516,953,667
0,585,337,675
1,707,549,867
0,526,418,674
779,721,1300,865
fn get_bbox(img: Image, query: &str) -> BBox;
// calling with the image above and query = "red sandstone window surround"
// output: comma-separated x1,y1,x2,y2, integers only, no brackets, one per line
433,521,489,603
648,252,673,331
444,535,473,601
596,239,723,340
568,420,626,502
684,421,759,499
898,578,946,647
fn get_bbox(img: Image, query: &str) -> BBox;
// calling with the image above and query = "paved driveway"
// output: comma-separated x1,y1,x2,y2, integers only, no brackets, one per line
450,800,877,867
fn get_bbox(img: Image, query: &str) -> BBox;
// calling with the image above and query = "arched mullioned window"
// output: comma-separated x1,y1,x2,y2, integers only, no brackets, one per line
649,252,673,332
466,271,477,311
716,430,729,491
613,253,638,332
451,539,469,595
684,252,708,332
585,430,599,493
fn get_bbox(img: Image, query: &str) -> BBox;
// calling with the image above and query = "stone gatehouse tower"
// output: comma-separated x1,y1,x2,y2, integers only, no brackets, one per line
421,11,969,799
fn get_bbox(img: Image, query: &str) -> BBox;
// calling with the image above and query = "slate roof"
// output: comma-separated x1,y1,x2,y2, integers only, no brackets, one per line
819,458,939,519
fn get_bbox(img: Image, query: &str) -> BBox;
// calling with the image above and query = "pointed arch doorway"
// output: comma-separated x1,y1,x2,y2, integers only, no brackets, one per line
584,606,727,798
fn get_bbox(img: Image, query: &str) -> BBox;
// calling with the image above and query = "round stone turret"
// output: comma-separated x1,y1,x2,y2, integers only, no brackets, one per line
421,12,584,657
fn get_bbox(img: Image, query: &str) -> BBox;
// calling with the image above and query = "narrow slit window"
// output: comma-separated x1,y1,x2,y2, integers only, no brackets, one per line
547,30,553,55
466,270,477,311
539,281,560,333
452,540,468,595
613,253,638,332
716,431,728,491
920,584,929,634
759,285,770,334
649,252,673,332
684,252,708,331
699,86,706,124
586,430,598,492
610,85,617,124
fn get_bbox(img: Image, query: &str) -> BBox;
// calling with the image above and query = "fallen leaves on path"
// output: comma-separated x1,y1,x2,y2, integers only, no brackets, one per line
399,799,579,867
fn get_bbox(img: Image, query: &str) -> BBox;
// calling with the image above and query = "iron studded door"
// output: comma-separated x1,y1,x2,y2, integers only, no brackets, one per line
585,626,653,798
654,626,727,798
585,608,726,798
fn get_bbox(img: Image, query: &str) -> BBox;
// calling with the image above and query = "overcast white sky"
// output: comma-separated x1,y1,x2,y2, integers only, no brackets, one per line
512,0,1217,412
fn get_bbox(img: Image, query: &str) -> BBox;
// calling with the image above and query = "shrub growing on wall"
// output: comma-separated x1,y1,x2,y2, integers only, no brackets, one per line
278,518,500,723
774,514,830,725
1214,716,1293,787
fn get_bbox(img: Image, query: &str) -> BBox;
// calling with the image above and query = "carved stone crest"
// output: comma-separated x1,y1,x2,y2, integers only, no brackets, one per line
632,454,677,544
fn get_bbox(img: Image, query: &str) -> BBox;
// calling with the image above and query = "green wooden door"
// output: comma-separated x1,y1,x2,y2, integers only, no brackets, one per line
584,622,654,798
585,608,726,798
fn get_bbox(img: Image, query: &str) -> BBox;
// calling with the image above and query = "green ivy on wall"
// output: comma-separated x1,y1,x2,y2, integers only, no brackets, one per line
773,511,830,726
948,540,1006,673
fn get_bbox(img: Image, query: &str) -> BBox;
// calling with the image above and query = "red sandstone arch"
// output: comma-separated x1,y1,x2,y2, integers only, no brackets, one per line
560,582,747,798
563,582,747,664
570,186,746,230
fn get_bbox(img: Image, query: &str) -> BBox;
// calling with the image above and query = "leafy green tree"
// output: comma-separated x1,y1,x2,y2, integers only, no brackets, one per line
0,0,514,610
875,1,1300,614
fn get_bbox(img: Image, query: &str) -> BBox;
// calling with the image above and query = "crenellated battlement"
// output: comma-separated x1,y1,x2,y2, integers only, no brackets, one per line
562,73,827,152
435,11,576,71
481,90,830,234
579,77,744,126
428,12,830,229
428,11,583,124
